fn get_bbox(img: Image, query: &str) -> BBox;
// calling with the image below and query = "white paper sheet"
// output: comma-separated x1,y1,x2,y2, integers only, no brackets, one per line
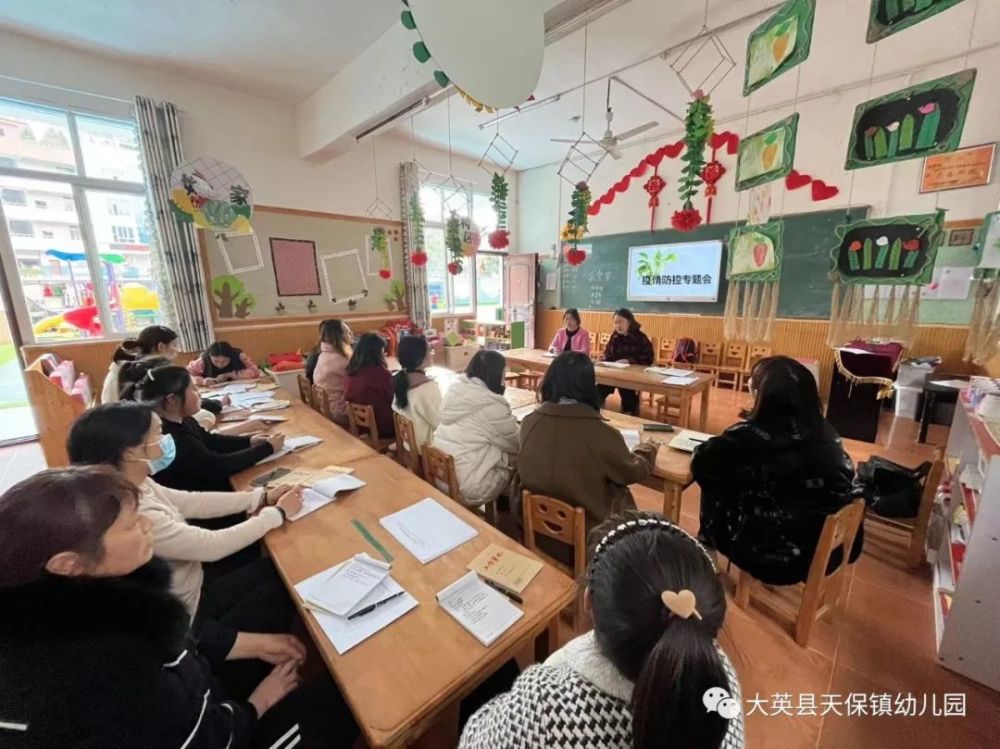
668,429,714,452
596,361,630,369
290,474,367,521
203,382,255,396
257,435,323,465
511,403,540,423
304,554,391,616
248,414,288,423
251,400,290,412
436,571,523,647
618,428,641,451
645,366,694,377
920,267,974,301
379,497,478,564
663,376,696,386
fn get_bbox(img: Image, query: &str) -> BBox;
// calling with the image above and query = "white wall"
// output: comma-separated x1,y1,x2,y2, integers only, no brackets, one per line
0,30,512,236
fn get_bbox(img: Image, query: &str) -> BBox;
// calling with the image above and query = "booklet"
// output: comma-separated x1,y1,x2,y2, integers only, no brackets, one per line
467,543,543,596
304,554,391,617
256,434,323,464
668,429,714,452
291,474,366,521
618,428,641,451
379,497,478,564
437,571,523,647
645,366,694,377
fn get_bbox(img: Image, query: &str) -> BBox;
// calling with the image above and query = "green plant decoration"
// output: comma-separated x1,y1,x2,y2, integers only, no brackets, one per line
488,172,510,249
673,91,714,231
446,210,463,274
567,182,591,248
383,279,407,311
370,226,391,278
211,275,255,319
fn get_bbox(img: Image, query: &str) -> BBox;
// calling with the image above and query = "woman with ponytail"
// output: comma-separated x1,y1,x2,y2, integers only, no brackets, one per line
460,511,745,749
101,325,179,404
391,335,441,449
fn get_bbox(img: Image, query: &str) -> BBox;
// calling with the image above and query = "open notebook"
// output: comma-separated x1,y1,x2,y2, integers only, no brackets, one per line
668,429,714,452
257,435,323,464
292,474,366,521
437,571,523,646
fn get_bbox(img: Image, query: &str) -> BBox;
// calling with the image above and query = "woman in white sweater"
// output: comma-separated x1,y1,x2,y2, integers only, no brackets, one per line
392,335,442,449
433,351,518,507
68,402,306,698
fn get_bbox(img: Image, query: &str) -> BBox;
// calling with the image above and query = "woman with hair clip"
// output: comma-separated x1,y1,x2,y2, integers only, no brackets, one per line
188,341,261,387
693,355,860,586
598,307,655,415
101,324,180,404
392,335,441,449
313,319,353,425
129,365,284,494
460,511,745,749
344,332,395,438
433,350,519,508
0,466,358,748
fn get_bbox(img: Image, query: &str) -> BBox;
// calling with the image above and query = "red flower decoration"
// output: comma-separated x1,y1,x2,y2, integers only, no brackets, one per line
447,261,462,275
564,248,587,266
671,207,702,232
488,229,510,249
378,269,392,280
410,251,428,266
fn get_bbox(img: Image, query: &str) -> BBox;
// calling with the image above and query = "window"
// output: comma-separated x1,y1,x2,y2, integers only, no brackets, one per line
0,97,162,342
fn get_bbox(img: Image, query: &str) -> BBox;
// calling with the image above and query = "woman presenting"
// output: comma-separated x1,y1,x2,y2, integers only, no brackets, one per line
597,308,654,415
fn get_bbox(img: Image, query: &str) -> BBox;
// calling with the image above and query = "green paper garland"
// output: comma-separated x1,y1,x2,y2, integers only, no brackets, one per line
490,173,509,230
445,210,463,273
677,94,714,210
409,194,425,250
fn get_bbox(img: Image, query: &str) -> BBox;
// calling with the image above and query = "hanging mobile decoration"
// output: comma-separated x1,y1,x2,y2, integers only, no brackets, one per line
724,221,784,343
459,216,480,257
562,181,591,267
408,194,428,267
445,210,463,274
672,91,714,232
488,172,510,249
369,226,392,279
643,170,666,232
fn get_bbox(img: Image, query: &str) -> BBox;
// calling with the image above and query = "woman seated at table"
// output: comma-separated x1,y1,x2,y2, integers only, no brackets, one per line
598,308,654,416
518,352,657,559
126,364,283,494
344,332,395,439
547,307,591,354
102,324,180,404
460,511,744,749
0,466,357,748
68,402,305,698
393,335,441,449
304,319,332,383
433,350,519,509
313,319,353,426
692,356,862,586
187,341,261,387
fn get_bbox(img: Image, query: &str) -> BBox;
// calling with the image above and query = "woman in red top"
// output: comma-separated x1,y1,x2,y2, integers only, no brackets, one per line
598,308,654,415
343,333,395,439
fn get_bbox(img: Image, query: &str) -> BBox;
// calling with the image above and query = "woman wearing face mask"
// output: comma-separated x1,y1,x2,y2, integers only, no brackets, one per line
127,365,284,494
0,467,358,748
68,402,306,699
102,325,180,405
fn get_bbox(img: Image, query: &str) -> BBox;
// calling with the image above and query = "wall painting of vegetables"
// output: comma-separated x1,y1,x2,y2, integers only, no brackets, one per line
830,212,944,285
867,0,967,44
170,157,254,233
744,0,816,95
735,114,799,191
728,221,784,282
724,220,784,343
845,69,976,170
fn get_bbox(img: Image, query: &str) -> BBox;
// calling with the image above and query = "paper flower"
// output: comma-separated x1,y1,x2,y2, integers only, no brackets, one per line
410,250,428,266
671,207,703,232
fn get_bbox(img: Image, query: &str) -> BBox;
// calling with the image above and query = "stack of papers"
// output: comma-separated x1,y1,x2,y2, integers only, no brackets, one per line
437,571,523,646
251,400,291,412
668,429,714,452
618,428,641,451
254,382,279,392
204,382,255,396
292,474,366,521
248,413,288,423
541,352,558,358
229,391,276,408
257,434,323,464
380,497,478,564
597,360,631,369
663,375,696,386
511,403,540,423
645,366,695,377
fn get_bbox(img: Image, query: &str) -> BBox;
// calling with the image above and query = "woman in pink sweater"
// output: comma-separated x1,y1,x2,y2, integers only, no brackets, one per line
548,308,591,354
313,319,353,426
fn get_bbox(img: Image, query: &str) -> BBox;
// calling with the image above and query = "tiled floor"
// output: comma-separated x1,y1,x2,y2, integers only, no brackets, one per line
3,388,998,748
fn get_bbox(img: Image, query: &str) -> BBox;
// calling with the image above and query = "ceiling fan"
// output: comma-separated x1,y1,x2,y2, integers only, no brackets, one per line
551,78,659,160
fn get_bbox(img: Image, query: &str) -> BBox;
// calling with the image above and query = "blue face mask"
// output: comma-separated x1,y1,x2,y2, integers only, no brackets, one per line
148,434,176,474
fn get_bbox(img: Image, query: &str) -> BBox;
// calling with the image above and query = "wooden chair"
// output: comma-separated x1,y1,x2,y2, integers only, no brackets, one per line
598,332,611,353
516,372,542,390
393,412,422,476
423,444,498,525
715,343,747,390
734,499,866,646
522,491,587,629
739,345,772,391
347,402,395,453
297,373,314,407
311,384,331,419
655,392,683,424
692,342,721,382
657,337,677,366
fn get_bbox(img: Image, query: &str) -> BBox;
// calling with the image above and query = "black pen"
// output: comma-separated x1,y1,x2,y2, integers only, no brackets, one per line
346,591,405,620
481,577,524,605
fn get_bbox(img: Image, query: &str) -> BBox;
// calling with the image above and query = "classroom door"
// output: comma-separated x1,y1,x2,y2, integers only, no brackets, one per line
504,254,537,348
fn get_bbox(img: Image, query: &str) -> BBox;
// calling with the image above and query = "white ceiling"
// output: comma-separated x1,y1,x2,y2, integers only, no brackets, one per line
0,0,401,103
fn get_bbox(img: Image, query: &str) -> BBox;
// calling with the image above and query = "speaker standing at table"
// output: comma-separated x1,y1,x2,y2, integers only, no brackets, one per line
597,308,654,416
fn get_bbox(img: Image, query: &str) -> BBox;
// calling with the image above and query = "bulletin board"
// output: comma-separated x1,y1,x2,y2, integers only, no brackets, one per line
199,205,407,325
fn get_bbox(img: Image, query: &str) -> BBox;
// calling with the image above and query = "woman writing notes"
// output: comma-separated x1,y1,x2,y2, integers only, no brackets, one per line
187,341,261,386
598,308,654,415
547,308,591,354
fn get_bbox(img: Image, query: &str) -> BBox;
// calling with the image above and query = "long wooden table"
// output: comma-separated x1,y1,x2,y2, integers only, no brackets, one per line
503,347,714,430
231,390,576,748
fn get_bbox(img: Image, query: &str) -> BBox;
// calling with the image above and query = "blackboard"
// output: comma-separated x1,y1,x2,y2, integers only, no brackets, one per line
559,207,869,319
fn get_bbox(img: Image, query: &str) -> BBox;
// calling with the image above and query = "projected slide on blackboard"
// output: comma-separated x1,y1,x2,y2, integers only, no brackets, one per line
626,241,723,302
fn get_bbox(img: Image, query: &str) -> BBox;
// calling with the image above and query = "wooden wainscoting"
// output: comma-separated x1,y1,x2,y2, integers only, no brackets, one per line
537,308,979,396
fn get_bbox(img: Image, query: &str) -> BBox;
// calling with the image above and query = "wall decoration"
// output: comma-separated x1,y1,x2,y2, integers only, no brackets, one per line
562,182,591,266
920,142,996,193
866,0,967,44
445,211,463,274
368,226,392,279
459,216,480,257
269,238,320,296
948,227,976,246
744,0,816,96
211,275,256,319
668,7,737,97
673,92,714,231
828,211,944,346
845,69,977,171
216,229,265,275
488,172,510,249
978,211,1000,269
749,184,773,225
170,157,253,233
735,113,799,191
783,168,841,202
587,140,685,216
383,280,406,312
320,250,369,305
723,221,784,342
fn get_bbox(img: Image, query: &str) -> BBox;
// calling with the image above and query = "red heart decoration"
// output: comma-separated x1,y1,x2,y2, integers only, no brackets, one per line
785,170,812,190
725,133,739,155
664,140,685,158
630,164,647,178
614,177,631,193
902,239,922,251
708,133,727,151
811,180,839,201
645,151,665,168
587,203,601,216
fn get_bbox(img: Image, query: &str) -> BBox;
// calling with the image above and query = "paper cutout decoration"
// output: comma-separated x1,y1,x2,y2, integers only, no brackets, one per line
744,0,816,95
170,158,253,233
735,114,799,191
828,211,944,347
321,250,369,306
724,221,784,343
845,69,977,171
867,0,967,44
216,229,264,275
211,275,256,319
270,238,320,296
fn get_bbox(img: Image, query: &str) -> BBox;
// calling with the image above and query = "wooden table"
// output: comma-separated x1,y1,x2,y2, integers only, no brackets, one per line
503,348,714,430
231,397,576,748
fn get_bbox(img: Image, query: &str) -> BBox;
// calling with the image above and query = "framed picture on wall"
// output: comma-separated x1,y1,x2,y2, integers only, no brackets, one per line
270,238,321,296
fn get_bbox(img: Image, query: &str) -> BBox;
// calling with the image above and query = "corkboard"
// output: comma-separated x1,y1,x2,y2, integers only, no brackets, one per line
199,205,405,325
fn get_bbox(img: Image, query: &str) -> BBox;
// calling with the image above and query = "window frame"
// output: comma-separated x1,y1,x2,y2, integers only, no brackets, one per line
0,97,150,343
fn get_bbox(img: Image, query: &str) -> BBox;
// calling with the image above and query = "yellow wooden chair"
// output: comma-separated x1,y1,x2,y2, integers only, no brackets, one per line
347,402,395,453
522,491,587,629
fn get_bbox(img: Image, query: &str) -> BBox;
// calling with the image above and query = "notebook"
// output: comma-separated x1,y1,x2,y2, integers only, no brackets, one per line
292,474,366,521
668,429,714,452
302,554,391,616
467,544,543,595
618,428,641,451
437,571,523,646
251,400,291,412
248,413,288,423
663,376,696,386
645,366,694,378
596,360,630,369
379,497,478,564
257,434,323,464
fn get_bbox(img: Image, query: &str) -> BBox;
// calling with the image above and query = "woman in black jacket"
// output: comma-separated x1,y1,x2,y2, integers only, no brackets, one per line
692,356,862,585
0,466,355,748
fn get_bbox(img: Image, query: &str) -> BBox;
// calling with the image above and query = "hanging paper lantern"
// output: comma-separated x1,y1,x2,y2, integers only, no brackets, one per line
701,160,725,197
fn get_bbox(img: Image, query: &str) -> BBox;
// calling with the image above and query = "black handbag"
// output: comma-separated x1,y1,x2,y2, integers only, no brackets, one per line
857,456,931,518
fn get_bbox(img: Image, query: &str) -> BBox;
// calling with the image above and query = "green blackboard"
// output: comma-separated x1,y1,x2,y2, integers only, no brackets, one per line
559,207,870,319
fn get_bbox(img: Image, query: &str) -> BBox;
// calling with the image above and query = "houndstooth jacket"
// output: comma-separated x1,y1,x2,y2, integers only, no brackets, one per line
460,631,745,749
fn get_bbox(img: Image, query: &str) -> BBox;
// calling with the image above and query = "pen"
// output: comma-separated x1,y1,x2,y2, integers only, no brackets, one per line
481,577,524,605
347,591,405,620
